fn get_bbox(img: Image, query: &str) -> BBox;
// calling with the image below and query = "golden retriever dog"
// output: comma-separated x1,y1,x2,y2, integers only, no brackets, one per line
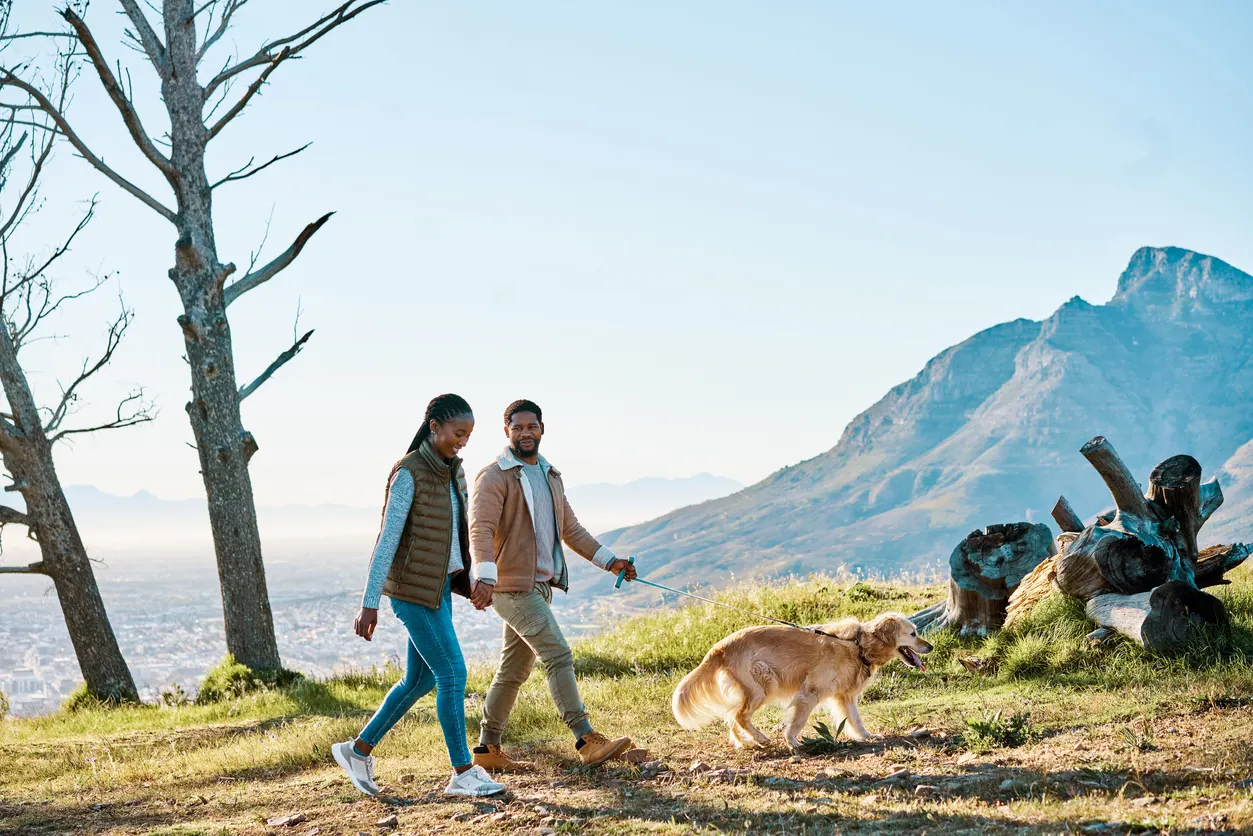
671,612,931,752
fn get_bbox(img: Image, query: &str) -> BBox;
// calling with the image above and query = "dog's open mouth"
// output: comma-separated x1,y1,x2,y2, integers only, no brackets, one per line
898,646,926,670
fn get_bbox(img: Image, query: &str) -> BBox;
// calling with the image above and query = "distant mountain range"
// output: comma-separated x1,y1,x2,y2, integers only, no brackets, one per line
22,474,743,554
598,247,1253,594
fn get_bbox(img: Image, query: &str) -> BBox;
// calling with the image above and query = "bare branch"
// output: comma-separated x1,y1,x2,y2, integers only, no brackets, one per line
239,329,313,401
204,1,388,100
224,212,332,306
211,142,309,189
0,32,78,42
0,122,53,244
0,505,28,526
0,71,177,223
207,45,287,139
198,0,250,62
0,127,23,185
0,561,46,575
45,301,134,434
118,0,168,71
50,389,156,444
59,8,174,179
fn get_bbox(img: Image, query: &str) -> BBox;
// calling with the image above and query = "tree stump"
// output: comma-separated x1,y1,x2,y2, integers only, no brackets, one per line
912,522,1055,636
1085,581,1228,656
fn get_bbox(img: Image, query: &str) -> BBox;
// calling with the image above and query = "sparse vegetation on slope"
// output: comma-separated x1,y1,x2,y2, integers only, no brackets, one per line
4,570,1253,834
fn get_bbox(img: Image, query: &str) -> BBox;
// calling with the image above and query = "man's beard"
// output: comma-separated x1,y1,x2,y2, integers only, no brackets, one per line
511,437,540,459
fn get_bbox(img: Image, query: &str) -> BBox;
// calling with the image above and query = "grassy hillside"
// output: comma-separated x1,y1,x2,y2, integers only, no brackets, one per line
4,572,1253,834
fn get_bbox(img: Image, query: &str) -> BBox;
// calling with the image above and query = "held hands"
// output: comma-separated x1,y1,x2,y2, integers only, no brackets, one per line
608,557,637,582
354,607,378,641
471,580,495,610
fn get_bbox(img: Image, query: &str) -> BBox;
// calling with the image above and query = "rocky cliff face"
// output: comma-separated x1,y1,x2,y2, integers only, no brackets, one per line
597,247,1253,591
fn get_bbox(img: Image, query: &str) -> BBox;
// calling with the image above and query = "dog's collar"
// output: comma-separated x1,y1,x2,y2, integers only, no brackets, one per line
812,626,874,671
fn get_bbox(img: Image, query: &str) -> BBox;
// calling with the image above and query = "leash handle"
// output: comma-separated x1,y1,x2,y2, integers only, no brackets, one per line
615,555,635,589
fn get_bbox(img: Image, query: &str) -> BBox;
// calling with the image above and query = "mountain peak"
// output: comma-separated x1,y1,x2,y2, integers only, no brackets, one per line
1111,246,1253,309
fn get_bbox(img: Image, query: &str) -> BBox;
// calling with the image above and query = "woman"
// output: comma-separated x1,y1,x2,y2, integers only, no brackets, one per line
332,394,505,798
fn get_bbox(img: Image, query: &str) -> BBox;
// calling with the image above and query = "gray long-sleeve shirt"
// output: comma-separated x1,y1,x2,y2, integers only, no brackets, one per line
361,468,462,609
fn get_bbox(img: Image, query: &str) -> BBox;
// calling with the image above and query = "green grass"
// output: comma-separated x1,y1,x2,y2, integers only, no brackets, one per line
4,568,1253,834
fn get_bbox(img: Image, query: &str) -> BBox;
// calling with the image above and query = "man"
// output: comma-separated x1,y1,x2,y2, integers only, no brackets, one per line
468,399,638,769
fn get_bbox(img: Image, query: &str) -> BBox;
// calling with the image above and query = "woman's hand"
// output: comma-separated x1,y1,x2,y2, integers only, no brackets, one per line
355,607,378,641
471,580,494,610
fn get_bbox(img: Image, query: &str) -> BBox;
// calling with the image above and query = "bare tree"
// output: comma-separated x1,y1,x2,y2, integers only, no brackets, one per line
0,12,150,701
0,1,384,669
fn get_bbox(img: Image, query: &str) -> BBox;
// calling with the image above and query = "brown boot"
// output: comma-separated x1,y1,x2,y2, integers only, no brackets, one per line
576,732,632,767
471,744,531,771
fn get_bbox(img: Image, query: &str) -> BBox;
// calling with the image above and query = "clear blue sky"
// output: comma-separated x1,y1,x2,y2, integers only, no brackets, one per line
8,1,1253,507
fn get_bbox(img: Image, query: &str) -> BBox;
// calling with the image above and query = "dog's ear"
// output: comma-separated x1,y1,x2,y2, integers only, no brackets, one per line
863,613,900,649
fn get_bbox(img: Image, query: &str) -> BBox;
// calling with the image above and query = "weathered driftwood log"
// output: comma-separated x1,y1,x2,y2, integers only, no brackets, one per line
1051,495,1085,533
913,522,1055,636
1085,581,1228,656
1054,437,1194,599
1147,455,1202,561
1009,438,1247,633
1195,543,1252,588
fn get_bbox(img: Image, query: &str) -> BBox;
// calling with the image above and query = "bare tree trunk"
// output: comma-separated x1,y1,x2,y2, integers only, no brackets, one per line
151,3,278,669
0,328,137,702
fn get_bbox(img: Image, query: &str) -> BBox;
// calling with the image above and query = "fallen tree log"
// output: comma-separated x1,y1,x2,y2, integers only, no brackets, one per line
1195,543,1252,588
1085,581,1228,656
913,522,1054,636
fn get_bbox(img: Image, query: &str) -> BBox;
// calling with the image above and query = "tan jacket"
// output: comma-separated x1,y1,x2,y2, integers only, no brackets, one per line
469,448,617,593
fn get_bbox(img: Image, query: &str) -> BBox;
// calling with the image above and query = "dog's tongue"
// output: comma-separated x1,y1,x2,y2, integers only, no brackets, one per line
900,647,926,670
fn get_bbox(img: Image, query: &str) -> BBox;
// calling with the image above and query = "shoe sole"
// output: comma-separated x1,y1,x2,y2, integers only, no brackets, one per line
332,744,380,797
579,738,632,767
445,785,507,797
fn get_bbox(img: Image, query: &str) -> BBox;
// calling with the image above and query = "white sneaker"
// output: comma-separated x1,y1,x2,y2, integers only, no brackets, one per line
444,764,506,797
332,740,380,796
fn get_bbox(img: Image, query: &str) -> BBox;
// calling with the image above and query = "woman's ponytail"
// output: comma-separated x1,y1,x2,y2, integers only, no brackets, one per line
408,393,473,453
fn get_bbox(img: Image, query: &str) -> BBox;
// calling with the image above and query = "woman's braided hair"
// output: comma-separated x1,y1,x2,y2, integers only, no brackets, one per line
408,393,473,453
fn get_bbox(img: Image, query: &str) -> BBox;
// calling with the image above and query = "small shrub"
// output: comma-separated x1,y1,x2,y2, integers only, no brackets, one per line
196,655,302,704
159,682,190,707
801,719,851,755
62,683,108,713
964,709,1033,750
0,689,8,719
845,582,879,603
1120,718,1156,752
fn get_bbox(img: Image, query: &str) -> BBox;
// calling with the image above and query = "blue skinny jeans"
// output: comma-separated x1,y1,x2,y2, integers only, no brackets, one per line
358,578,471,767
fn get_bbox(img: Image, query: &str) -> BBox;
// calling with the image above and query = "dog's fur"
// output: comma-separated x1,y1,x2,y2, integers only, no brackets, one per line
671,612,932,751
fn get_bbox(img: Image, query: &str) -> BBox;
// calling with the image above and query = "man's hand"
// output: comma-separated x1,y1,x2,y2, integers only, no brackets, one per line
471,580,495,610
608,558,637,582
354,607,378,641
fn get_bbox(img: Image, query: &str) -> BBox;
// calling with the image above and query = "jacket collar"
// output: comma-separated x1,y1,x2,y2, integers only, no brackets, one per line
417,438,459,476
497,446,559,476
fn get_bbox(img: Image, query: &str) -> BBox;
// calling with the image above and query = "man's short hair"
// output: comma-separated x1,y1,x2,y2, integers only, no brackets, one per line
504,399,542,425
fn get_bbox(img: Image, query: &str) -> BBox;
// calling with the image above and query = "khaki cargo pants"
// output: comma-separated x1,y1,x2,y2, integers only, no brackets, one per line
479,581,593,744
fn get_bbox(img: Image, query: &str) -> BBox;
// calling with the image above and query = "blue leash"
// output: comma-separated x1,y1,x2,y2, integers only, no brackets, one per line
614,556,823,634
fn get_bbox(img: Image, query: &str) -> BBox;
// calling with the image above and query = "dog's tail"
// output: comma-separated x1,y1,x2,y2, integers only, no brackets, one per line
672,650,734,730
